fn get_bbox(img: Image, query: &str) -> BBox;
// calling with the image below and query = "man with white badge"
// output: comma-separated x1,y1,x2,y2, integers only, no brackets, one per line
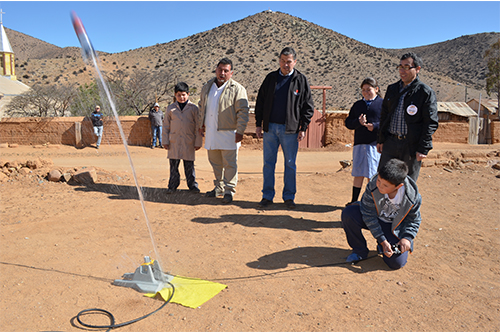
376,52,438,181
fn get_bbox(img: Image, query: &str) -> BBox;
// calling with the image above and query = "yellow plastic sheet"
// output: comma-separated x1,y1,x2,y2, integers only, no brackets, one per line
145,275,227,309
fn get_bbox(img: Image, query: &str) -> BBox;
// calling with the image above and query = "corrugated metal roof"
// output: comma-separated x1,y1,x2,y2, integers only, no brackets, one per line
437,102,477,118
481,100,498,114
0,24,13,53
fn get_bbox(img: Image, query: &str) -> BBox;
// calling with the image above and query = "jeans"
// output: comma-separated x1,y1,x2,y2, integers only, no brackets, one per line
262,123,299,201
152,126,162,147
341,204,408,270
93,126,103,147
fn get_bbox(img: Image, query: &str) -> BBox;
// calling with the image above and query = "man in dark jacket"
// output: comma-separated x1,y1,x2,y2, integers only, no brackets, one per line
377,52,438,181
255,47,314,209
90,105,103,149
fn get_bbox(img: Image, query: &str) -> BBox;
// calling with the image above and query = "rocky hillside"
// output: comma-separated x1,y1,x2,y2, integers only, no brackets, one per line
8,11,498,109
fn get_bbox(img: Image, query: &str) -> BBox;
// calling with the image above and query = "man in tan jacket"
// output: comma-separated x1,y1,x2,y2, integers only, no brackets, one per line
198,58,249,204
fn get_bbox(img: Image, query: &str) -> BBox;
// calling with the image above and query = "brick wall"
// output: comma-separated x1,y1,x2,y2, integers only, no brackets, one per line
491,120,500,144
0,115,492,147
0,116,153,146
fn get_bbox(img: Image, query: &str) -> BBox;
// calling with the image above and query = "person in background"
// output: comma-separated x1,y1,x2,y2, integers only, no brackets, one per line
254,47,314,209
163,82,202,193
344,77,383,205
149,102,164,149
90,105,103,149
377,52,438,181
198,58,249,204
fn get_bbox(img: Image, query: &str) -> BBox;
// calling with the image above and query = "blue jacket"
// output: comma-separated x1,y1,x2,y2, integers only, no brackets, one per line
360,174,422,252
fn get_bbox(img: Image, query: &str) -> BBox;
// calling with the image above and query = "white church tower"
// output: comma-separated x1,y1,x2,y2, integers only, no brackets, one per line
0,9,16,80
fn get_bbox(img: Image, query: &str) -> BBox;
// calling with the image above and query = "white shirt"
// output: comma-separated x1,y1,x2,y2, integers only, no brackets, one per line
379,185,405,223
204,82,240,150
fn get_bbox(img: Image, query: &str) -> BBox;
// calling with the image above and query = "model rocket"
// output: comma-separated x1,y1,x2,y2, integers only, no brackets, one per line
70,11,96,63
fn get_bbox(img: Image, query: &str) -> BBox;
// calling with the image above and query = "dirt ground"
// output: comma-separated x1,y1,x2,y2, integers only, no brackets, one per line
1,142,499,332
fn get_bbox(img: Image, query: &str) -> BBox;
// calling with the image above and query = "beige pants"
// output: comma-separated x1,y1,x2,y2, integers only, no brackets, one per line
207,149,238,195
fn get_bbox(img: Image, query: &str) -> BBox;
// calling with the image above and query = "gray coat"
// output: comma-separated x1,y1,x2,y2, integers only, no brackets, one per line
162,101,203,161
149,108,164,127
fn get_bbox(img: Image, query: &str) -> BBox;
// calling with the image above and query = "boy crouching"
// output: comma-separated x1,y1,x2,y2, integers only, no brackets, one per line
341,158,422,269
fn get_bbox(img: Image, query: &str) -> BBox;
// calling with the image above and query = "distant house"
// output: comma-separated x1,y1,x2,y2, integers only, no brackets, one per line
467,99,498,144
437,102,476,122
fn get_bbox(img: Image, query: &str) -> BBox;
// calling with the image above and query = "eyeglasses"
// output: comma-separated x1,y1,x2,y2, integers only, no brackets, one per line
397,64,417,71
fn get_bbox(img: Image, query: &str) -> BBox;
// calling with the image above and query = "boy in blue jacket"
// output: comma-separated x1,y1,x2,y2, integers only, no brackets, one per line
341,158,422,269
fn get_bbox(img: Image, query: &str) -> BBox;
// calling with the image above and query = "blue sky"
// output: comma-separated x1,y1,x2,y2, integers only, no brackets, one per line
1,1,499,54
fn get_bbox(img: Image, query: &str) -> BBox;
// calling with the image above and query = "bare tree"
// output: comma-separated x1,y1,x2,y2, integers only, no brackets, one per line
485,38,500,119
106,68,176,115
6,84,75,117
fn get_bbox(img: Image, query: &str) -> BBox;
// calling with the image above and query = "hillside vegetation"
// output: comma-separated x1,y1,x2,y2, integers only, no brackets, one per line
8,11,499,109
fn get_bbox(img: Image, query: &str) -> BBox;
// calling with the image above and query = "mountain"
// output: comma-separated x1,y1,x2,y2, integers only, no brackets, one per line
8,11,498,109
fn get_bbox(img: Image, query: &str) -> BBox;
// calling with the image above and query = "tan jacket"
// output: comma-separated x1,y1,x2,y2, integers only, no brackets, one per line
198,78,249,135
163,101,203,161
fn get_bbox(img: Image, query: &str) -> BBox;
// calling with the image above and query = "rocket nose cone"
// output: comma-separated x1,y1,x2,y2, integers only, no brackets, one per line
71,11,85,35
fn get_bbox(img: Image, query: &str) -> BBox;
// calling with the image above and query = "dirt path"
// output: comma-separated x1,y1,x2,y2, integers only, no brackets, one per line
1,143,499,331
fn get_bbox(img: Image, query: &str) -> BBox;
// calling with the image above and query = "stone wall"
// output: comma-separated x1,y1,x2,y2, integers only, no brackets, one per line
0,115,496,147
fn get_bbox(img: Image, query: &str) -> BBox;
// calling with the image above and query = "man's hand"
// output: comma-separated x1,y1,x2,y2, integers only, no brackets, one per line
256,127,263,139
376,143,383,154
235,133,243,143
199,127,205,137
163,144,169,150
195,146,201,151
297,131,306,142
416,152,427,162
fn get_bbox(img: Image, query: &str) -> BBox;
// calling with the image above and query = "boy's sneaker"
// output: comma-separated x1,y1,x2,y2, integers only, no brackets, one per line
346,253,364,263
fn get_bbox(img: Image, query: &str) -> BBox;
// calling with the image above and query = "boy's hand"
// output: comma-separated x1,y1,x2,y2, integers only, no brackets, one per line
163,144,169,150
195,146,201,151
398,238,411,253
199,127,205,137
380,240,393,257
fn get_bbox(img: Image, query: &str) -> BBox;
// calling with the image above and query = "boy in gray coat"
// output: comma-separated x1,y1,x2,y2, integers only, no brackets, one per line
163,82,203,193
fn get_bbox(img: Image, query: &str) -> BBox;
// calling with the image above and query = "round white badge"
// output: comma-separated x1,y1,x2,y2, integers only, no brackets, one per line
407,104,418,116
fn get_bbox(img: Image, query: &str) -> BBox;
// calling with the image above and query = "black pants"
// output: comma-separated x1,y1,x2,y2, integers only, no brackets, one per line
378,136,421,182
168,159,198,190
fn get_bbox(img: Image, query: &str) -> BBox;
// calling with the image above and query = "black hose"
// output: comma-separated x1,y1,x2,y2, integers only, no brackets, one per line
74,281,175,331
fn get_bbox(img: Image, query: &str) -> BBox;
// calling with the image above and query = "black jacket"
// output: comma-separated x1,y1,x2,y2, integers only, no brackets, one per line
255,69,314,133
91,111,103,127
378,77,438,155
345,96,382,145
